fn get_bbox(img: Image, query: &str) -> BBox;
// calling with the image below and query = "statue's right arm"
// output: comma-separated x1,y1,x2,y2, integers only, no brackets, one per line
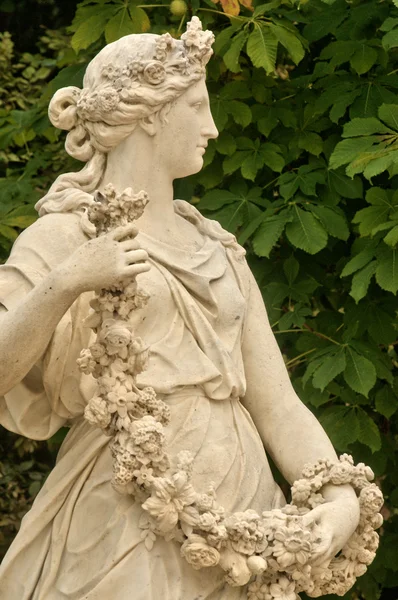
0,214,150,397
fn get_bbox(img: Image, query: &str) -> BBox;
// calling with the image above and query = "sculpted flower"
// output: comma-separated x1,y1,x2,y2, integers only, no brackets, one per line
100,319,132,357
207,524,228,548
359,485,384,515
77,89,98,116
107,387,137,419
84,396,111,428
269,576,297,600
329,463,353,485
198,511,218,531
143,61,166,85
77,348,96,374
129,415,165,464
181,535,220,570
102,63,121,79
142,470,196,532
224,510,268,555
133,465,154,487
123,59,144,78
248,578,273,600
291,479,312,504
98,291,120,313
98,88,119,112
89,342,106,360
273,526,312,568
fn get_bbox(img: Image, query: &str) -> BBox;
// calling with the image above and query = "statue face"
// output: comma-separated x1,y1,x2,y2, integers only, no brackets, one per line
152,77,219,180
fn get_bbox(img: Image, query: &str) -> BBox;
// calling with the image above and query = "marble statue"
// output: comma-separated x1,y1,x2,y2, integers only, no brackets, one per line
0,17,382,600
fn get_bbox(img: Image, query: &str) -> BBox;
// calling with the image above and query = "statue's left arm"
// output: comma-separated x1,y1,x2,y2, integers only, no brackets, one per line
241,268,360,563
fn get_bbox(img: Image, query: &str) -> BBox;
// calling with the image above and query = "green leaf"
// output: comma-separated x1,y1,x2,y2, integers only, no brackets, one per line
350,261,377,303
344,347,377,397
368,305,397,345
247,24,278,74
1,215,37,228
285,207,328,254
297,132,323,156
0,224,18,241
261,145,284,172
223,30,249,73
278,304,311,329
356,408,381,452
363,153,397,180
328,170,363,199
241,152,263,181
71,12,110,52
105,6,149,43
223,151,251,176
350,45,378,75
343,117,394,137
312,348,346,392
210,97,228,132
268,23,305,65
375,247,398,294
216,132,237,156
279,168,324,200
375,387,398,419
329,137,377,170
129,6,150,32
283,255,299,285
384,225,398,247
352,188,394,235
320,406,359,451
252,210,291,258
309,205,349,241
378,103,398,131
380,17,398,32
382,29,398,51
226,101,252,127
198,190,239,210
214,25,240,54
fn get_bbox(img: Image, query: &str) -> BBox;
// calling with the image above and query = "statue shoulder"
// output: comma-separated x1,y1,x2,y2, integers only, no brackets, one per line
174,199,246,260
14,211,88,265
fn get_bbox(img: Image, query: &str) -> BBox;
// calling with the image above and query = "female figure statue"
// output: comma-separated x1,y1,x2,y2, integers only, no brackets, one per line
0,17,365,600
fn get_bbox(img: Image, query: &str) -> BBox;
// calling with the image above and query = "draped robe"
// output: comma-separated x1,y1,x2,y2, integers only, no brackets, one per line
0,201,284,599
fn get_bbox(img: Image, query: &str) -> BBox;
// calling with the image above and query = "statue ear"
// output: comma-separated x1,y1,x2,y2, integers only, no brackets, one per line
138,114,158,137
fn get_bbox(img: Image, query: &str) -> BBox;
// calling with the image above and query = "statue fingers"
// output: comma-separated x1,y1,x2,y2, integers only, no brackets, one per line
123,262,151,277
124,249,149,264
112,223,138,241
120,238,140,251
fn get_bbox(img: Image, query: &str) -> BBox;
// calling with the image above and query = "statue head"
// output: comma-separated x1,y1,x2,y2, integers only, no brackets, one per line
35,17,215,218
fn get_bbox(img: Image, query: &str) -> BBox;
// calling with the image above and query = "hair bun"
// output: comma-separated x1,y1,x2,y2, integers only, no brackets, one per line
49,86,81,131
65,124,94,162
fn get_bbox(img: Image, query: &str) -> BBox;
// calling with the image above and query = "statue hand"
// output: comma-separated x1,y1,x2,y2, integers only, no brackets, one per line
60,223,150,293
302,487,360,565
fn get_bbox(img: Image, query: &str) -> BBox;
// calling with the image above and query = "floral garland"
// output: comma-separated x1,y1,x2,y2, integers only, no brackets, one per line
78,184,383,600
76,17,214,119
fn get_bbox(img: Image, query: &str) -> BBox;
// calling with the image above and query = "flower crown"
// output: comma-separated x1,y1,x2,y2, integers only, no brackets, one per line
76,17,214,118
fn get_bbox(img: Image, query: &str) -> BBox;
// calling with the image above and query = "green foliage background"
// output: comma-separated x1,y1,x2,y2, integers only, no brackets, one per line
0,0,397,597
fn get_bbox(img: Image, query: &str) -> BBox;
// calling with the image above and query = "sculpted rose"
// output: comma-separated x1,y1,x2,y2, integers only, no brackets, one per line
181,535,220,570
143,61,166,85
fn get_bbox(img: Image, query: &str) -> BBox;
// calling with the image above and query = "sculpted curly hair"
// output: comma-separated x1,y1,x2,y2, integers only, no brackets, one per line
35,18,214,233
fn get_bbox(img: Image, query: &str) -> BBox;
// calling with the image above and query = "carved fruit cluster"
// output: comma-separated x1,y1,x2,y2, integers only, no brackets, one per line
78,184,383,599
